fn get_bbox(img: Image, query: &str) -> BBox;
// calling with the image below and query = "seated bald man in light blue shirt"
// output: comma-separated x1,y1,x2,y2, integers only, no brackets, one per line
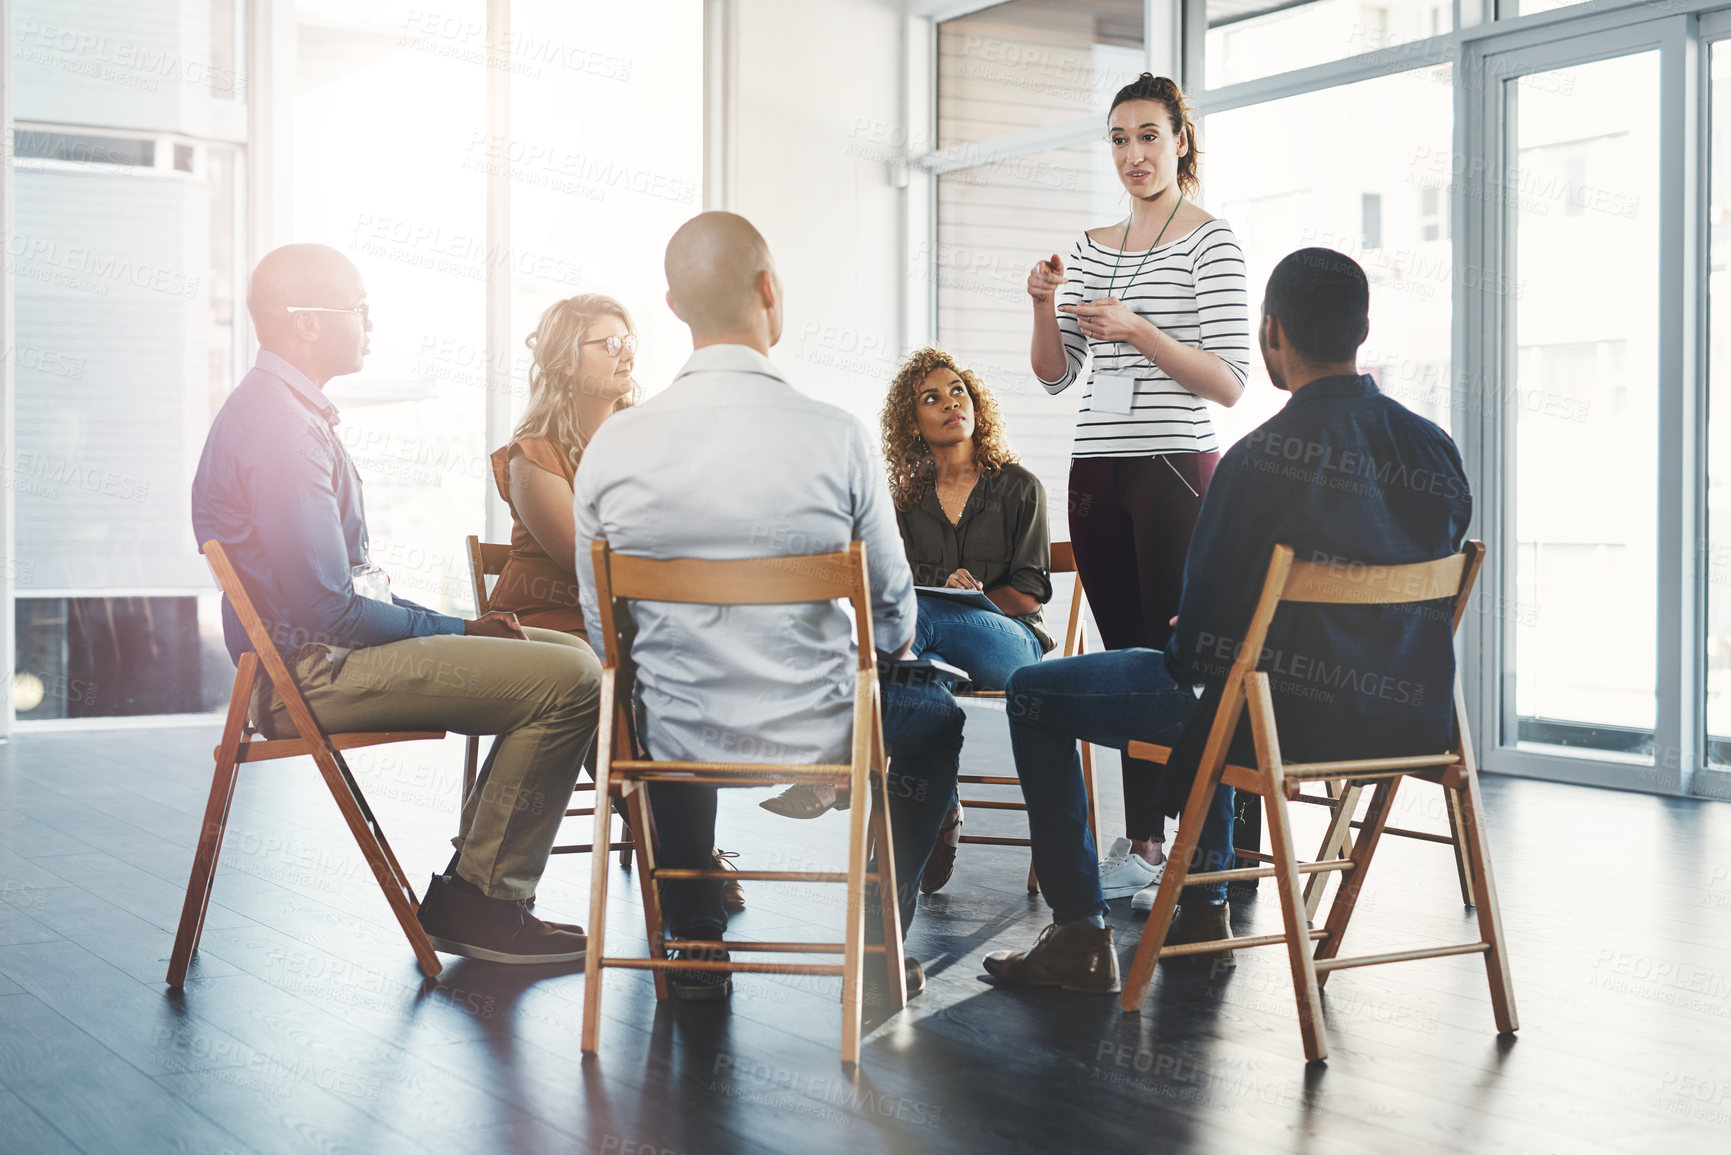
574,211,962,1002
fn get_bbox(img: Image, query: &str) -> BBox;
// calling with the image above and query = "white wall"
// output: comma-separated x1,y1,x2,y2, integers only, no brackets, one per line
718,0,908,431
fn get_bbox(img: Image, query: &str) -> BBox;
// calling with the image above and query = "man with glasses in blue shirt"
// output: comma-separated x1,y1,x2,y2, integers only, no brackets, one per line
192,244,602,966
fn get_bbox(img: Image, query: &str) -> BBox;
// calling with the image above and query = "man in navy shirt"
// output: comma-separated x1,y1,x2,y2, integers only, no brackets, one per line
192,244,601,966
984,248,1471,993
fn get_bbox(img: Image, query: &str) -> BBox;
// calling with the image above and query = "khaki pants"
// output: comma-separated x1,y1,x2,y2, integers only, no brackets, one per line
252,628,601,901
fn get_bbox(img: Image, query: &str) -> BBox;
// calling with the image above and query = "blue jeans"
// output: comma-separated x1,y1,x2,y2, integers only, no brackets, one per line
651,678,962,939
911,596,1044,692
912,596,1042,816
1003,649,1234,921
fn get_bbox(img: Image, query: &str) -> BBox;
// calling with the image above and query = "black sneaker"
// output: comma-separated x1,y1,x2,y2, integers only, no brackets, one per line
668,940,732,1002
418,874,586,965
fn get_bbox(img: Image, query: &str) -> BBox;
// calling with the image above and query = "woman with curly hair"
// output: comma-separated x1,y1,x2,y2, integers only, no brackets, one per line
764,348,1053,895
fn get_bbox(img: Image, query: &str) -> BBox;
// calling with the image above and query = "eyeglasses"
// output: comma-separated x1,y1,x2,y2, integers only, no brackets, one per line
285,303,370,322
580,333,637,357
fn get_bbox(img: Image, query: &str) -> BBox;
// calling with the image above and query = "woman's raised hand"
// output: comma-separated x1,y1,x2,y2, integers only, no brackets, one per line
1027,254,1065,304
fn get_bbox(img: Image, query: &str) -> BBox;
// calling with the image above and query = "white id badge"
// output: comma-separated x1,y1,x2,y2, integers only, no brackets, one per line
1092,373,1137,415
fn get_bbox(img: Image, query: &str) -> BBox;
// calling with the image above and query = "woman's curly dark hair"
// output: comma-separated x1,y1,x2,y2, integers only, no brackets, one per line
880,347,1019,512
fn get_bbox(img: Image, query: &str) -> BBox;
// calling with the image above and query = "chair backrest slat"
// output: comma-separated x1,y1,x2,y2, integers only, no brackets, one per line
591,541,876,675
1194,541,1486,779
465,535,511,615
604,548,861,605
201,540,325,743
1050,540,1076,575
1281,552,1467,607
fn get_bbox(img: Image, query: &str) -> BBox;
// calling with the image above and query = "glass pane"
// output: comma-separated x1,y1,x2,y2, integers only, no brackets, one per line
507,0,703,423
1707,44,1731,766
10,0,246,127
1509,53,1660,754
1502,0,1580,17
1203,66,1454,450
1205,0,1451,90
934,143,1113,540
296,0,488,614
937,0,1145,149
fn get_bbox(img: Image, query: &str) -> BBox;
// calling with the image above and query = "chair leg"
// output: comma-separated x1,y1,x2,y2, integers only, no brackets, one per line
1081,739,1101,857
624,781,669,1001
1312,777,1399,988
306,744,442,979
840,740,876,1066
1445,783,1476,908
462,735,479,806
583,673,619,1055
168,655,256,987
1120,759,1221,1010
166,748,242,986
1262,772,1329,1062
1457,771,1518,1034
1302,780,1362,922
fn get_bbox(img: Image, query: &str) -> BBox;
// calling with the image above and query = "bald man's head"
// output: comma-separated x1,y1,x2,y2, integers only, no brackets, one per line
664,212,780,342
248,244,371,383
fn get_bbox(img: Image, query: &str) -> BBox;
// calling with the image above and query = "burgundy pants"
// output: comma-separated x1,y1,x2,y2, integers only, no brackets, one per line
1068,452,1218,842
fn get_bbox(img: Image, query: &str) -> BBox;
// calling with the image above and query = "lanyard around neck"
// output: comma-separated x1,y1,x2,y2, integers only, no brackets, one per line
1105,193,1184,301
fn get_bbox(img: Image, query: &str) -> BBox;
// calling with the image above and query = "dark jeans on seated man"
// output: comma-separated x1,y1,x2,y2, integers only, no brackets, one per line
1004,647,1233,921
651,678,964,941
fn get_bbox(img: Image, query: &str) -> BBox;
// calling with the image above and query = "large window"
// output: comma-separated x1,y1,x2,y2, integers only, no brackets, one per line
2,0,703,722
919,1,1725,797
1505,54,1660,757
295,0,490,616
1203,65,1454,451
1708,42,1731,768
9,0,246,719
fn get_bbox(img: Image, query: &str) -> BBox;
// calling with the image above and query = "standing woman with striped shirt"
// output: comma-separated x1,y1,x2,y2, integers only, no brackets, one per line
1026,73,1250,903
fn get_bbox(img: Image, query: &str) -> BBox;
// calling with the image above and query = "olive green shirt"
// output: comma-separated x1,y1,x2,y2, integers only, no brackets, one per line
895,462,1054,653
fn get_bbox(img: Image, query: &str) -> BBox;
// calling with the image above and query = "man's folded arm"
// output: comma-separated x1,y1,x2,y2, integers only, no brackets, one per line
247,449,464,647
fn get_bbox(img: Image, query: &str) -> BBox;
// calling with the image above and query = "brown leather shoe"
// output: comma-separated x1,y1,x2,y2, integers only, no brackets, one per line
418,874,586,965
759,783,846,819
713,848,746,913
983,924,1120,993
919,804,964,894
1166,901,1236,969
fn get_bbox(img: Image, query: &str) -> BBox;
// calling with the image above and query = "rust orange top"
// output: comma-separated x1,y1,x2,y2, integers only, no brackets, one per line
488,436,587,637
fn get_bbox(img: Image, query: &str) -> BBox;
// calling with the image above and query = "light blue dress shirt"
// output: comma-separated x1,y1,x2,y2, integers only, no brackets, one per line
573,344,916,766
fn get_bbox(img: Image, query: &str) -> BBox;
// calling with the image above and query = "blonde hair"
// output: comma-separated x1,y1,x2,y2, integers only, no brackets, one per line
515,293,641,471
880,347,1019,512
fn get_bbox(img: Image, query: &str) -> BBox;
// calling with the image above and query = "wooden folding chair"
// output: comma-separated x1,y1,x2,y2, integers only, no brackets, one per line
580,541,905,1066
1119,541,1516,1063
167,541,445,987
952,541,1100,892
464,536,632,868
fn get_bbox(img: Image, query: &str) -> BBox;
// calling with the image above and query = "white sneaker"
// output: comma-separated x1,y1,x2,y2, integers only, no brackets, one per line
1130,867,1167,914
1097,837,1160,899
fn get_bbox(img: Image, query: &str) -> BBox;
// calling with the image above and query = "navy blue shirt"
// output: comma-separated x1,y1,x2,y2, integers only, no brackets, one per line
191,352,465,662
1156,374,1472,815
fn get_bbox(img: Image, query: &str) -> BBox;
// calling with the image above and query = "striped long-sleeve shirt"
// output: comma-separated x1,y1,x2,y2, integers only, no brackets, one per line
1040,218,1252,458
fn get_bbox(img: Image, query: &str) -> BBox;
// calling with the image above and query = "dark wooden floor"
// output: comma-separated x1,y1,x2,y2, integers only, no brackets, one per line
1,710,1729,1155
